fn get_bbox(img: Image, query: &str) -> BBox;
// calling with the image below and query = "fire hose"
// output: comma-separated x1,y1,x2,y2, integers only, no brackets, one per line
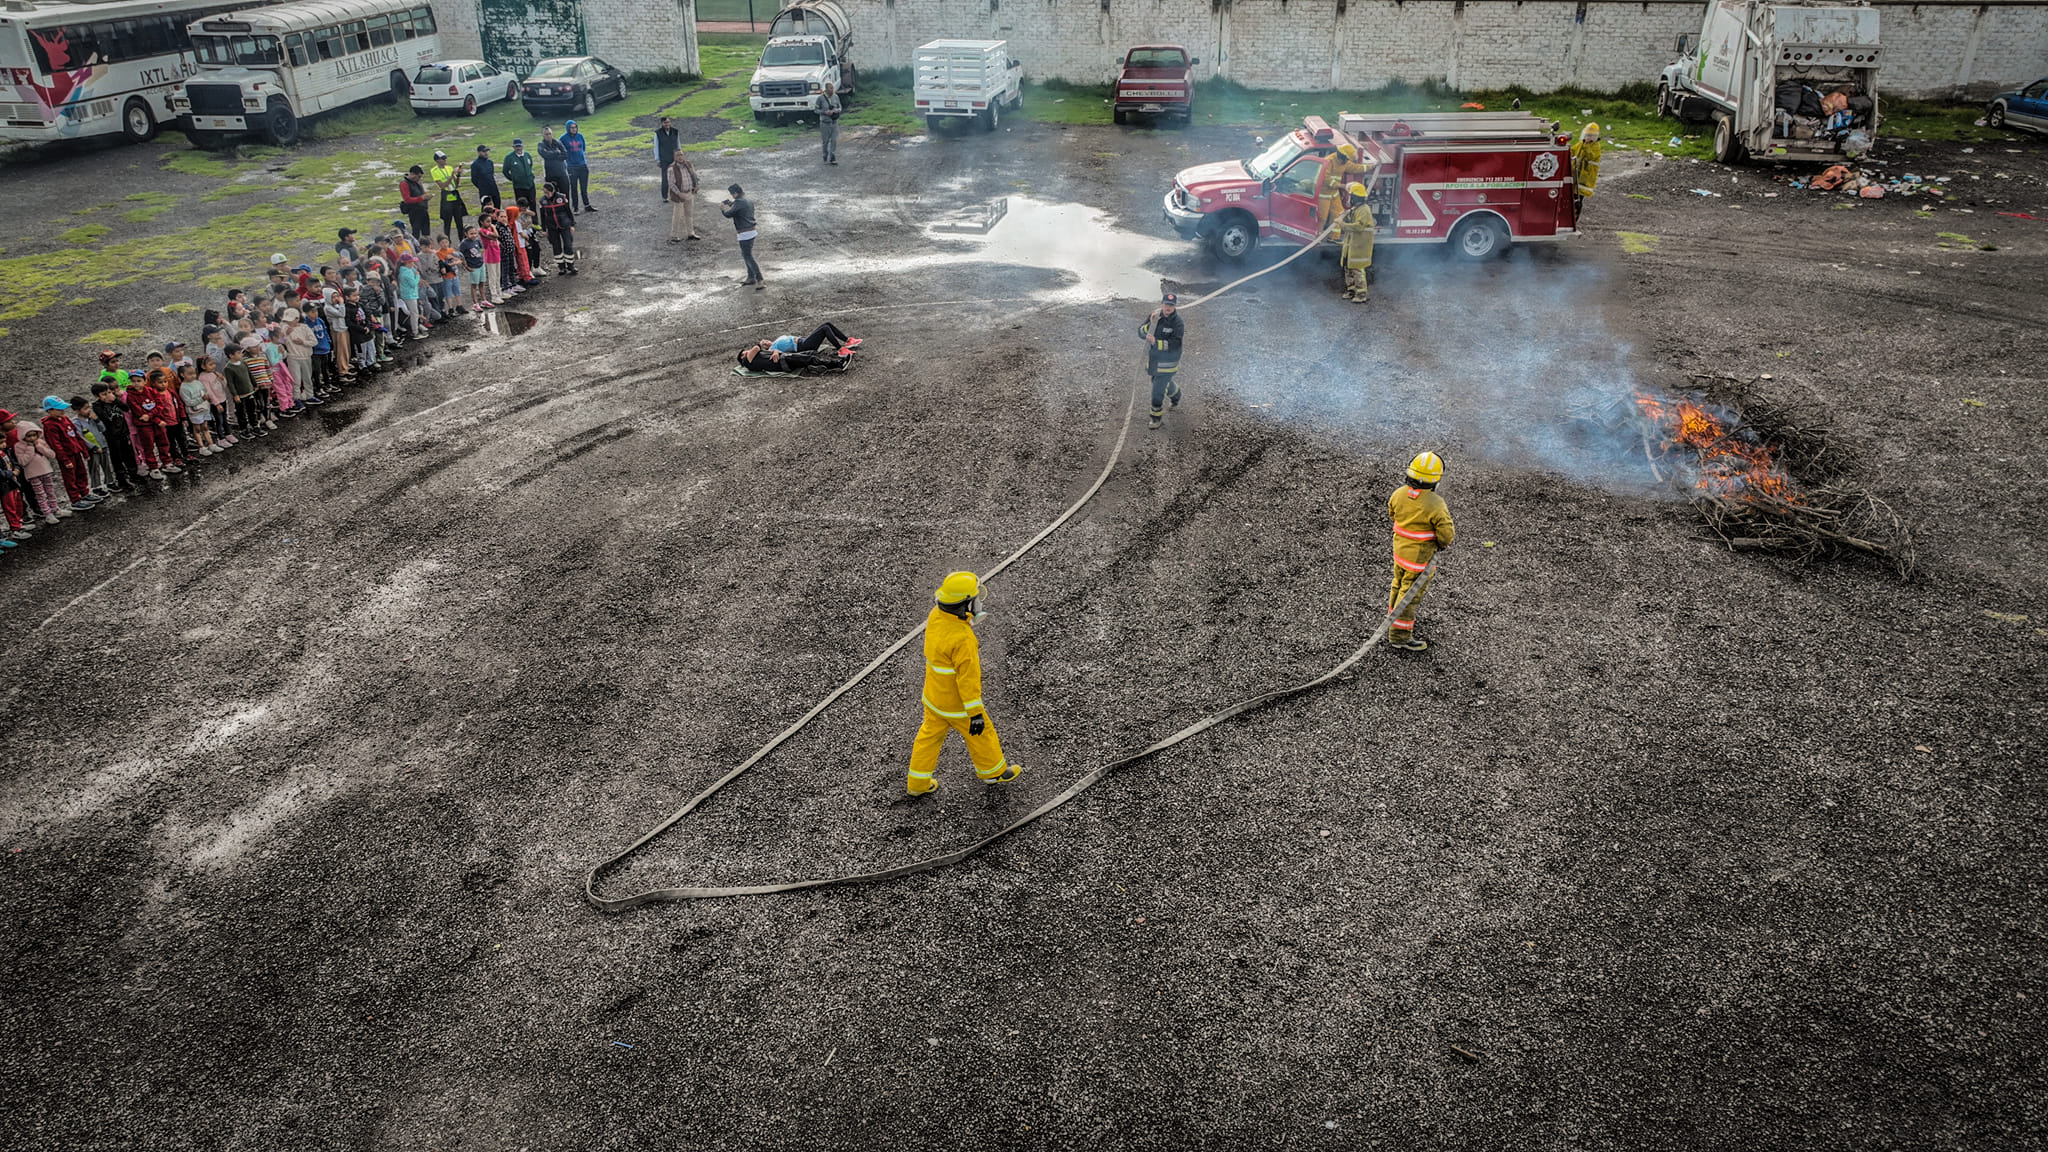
585,217,1385,910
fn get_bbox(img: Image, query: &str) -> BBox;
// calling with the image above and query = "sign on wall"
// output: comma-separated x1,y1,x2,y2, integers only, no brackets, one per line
480,0,587,75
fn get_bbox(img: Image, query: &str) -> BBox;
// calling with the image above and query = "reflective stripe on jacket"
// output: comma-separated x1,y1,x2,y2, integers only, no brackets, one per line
1388,484,1454,570
921,605,986,719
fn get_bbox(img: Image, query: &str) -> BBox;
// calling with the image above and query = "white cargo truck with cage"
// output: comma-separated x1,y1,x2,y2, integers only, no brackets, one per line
168,0,440,148
913,39,1020,133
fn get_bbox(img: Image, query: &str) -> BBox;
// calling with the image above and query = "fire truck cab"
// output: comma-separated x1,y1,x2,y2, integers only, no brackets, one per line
1163,112,1582,261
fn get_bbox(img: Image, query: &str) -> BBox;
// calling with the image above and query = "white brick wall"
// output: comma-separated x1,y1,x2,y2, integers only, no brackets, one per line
434,0,703,75
830,0,2048,98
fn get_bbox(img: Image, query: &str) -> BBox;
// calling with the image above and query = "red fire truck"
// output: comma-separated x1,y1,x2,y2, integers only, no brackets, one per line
1162,112,1583,261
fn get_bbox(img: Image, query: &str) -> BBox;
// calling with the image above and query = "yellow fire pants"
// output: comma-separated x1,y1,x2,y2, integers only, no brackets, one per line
1387,560,1433,641
907,707,1011,793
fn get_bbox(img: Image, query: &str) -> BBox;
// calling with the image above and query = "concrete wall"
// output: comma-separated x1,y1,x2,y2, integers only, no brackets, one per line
832,0,2048,99
436,0,702,76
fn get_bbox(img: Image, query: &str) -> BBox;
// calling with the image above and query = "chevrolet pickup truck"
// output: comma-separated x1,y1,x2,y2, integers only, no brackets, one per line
1113,45,1197,127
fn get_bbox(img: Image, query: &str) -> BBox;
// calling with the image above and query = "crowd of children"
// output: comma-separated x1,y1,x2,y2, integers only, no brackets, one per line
2,205,572,555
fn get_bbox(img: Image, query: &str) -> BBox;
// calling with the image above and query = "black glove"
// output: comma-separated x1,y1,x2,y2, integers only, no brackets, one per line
969,715,985,736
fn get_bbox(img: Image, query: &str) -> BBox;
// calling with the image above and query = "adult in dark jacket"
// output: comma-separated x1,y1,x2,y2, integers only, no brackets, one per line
655,116,680,200
399,165,431,237
562,120,592,210
538,126,571,196
470,144,501,209
501,139,537,207
720,183,763,288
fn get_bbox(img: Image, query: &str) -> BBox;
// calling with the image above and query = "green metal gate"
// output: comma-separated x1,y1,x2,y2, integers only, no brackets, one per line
479,0,587,76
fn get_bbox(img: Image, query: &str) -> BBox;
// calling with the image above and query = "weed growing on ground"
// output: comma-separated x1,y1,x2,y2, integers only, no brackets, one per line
78,327,146,346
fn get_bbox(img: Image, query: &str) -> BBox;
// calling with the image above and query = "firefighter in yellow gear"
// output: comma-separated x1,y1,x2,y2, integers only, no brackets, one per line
1386,451,1454,651
907,571,1022,795
1570,122,1603,197
1338,181,1376,304
1316,142,1368,235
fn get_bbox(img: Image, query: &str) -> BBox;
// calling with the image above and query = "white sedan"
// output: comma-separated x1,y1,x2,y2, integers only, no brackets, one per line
409,60,521,117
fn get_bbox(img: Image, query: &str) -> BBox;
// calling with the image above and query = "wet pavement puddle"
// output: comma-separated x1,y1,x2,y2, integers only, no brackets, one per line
479,309,538,336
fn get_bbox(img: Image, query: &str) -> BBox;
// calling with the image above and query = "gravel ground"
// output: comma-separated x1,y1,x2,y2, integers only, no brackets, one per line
2,117,2044,1150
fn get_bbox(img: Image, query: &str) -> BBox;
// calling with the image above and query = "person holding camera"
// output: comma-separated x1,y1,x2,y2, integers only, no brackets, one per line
720,184,763,289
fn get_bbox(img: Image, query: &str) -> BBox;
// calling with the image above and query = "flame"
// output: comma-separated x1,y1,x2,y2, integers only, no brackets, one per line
1634,392,1803,505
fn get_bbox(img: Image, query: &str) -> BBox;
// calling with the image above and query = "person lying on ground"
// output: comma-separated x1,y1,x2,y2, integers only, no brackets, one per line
770,322,861,355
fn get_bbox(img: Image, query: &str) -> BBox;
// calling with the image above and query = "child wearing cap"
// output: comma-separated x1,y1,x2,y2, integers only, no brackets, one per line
38,398,96,508
66,394,113,497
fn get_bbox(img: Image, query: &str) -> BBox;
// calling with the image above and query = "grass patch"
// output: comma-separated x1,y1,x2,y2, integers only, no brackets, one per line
199,183,267,203
78,327,147,346
158,302,199,314
59,224,110,245
1615,231,1660,254
66,296,93,306
159,148,254,178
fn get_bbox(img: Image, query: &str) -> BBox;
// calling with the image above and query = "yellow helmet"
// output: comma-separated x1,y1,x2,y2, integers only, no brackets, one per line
1346,181,1369,198
1580,122,1602,143
1406,451,1445,484
1337,142,1357,160
935,570,980,604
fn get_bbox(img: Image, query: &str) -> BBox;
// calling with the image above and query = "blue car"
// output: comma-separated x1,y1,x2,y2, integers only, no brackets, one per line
1987,77,2048,135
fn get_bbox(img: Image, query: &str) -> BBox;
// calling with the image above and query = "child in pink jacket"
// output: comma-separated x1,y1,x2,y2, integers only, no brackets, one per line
12,424,68,525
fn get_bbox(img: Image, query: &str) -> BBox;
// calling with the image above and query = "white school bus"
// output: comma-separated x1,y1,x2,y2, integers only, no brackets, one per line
0,0,273,144
168,0,440,147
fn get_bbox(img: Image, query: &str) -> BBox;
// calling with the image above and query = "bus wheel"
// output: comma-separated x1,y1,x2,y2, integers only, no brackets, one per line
121,97,158,144
1452,214,1508,260
260,97,300,147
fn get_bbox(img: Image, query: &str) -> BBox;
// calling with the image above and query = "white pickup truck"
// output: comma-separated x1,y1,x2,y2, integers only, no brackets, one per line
1658,0,1881,163
913,40,1022,133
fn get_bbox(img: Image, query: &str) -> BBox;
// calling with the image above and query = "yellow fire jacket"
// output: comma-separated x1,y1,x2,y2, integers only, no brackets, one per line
1340,200,1376,268
1570,137,1602,196
921,606,987,719
1388,484,1455,573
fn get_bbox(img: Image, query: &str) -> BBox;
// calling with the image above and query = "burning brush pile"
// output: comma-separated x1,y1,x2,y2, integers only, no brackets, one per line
1586,374,1916,576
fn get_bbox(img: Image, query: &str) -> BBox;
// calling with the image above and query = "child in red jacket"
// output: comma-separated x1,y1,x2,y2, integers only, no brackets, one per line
126,370,182,479
37,397,97,509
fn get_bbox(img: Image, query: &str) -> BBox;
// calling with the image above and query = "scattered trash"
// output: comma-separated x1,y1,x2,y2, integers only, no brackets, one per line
928,1037,941,1047
1960,398,1987,408
1669,136,1683,147
612,1041,635,1049
1625,192,1652,200
1973,118,1987,126
1580,108,1592,115
1481,540,1497,548
1859,186,1884,199
1460,102,1485,110
1324,1120,1340,1129
1763,192,1778,198
1689,188,1721,197
1960,147,1973,153
1449,1044,1483,1064
1997,212,2041,221
1914,745,1932,753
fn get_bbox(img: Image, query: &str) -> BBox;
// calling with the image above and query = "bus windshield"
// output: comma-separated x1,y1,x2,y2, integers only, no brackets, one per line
1245,134,1306,181
193,33,281,67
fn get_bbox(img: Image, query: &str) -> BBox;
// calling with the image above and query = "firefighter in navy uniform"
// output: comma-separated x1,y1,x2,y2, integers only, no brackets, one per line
1386,451,1455,651
1139,292,1184,430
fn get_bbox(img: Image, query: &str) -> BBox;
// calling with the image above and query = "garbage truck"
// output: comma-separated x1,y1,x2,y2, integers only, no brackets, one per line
749,0,857,122
1656,0,1880,164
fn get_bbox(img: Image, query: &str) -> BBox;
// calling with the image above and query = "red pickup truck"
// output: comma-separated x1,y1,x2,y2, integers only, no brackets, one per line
1113,45,1198,127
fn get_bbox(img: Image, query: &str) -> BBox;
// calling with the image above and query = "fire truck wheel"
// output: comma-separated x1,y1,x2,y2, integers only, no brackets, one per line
120,97,157,144
1208,211,1257,262
1451,215,1508,261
